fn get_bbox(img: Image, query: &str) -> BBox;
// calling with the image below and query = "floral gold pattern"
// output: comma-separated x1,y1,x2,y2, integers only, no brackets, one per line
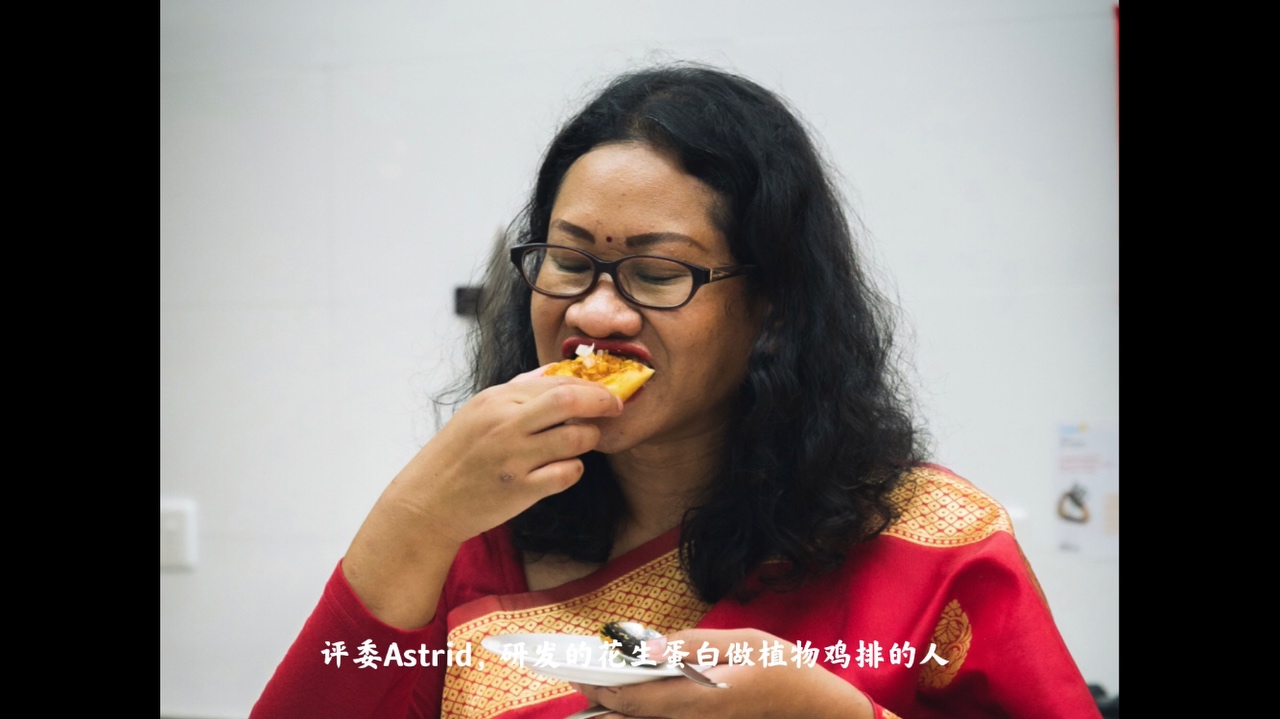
441,550,710,719
883,467,1013,547
918,599,972,690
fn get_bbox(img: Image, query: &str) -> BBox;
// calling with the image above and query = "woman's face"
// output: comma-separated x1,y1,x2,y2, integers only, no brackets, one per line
532,142,764,455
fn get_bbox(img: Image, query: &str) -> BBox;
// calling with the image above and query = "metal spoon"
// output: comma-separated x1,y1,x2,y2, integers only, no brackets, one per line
600,621,730,689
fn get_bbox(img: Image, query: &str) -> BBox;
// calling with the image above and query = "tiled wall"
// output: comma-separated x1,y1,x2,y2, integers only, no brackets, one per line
160,2,1119,715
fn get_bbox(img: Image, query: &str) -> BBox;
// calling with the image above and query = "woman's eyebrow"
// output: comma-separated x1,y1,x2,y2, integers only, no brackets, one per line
626,232,706,252
549,221,707,253
549,220,595,243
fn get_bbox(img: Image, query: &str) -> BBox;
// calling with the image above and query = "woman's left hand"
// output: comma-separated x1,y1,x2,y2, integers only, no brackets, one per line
573,628,875,719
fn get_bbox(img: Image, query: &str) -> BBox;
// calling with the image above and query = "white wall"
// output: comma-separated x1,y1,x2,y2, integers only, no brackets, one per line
160,2,1119,716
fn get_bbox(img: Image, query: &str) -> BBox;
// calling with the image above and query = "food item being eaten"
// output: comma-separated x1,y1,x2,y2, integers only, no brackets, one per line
544,344,655,401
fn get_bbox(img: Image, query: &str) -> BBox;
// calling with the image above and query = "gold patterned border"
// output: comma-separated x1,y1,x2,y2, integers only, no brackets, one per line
1015,540,1052,614
442,550,710,719
883,466,1014,547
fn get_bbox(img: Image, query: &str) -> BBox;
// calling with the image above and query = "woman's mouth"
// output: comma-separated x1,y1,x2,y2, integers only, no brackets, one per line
561,338,653,368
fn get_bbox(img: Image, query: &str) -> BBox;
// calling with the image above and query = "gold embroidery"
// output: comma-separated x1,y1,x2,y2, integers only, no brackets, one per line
883,466,1013,547
442,548,710,719
882,710,904,719
918,599,972,690
1015,540,1052,615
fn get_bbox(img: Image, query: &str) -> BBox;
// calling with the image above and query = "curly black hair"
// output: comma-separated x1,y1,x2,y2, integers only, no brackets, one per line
452,63,925,603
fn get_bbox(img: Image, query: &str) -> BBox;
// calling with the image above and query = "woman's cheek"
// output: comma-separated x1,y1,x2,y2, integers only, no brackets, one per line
529,298,564,365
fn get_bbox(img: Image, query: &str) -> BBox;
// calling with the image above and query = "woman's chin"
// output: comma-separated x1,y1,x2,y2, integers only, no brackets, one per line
573,390,655,455
585,417,644,456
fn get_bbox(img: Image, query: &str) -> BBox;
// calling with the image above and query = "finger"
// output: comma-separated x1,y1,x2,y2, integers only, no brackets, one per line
509,363,559,384
645,636,668,659
570,685,637,719
663,628,771,666
595,679,710,719
516,382,623,432
503,367,601,398
523,457,586,494
524,423,601,469
572,682,602,705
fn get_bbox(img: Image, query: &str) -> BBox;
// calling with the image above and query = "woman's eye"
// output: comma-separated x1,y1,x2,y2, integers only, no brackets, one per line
627,259,689,286
551,258,592,274
636,272,683,285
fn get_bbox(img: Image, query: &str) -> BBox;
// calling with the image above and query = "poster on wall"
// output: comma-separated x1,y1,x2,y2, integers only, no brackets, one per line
1054,420,1119,558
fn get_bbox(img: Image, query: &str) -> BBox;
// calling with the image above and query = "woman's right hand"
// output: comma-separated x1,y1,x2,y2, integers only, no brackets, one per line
341,366,623,629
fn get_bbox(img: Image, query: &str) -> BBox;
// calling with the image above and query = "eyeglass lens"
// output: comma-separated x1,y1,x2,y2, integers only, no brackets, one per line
521,247,695,308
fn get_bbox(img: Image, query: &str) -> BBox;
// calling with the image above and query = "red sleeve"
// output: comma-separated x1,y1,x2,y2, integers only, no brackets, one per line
850,531,1101,718
913,533,1102,719
250,527,524,719
249,561,450,719
698,468,1102,718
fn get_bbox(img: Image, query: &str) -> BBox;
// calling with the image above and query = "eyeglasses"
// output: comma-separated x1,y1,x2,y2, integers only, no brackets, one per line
510,244,753,310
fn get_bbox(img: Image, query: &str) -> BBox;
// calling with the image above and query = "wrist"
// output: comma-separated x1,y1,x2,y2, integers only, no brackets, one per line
342,499,464,630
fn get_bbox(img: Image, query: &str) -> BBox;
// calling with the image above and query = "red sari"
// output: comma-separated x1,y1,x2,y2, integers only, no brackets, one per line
251,466,1102,718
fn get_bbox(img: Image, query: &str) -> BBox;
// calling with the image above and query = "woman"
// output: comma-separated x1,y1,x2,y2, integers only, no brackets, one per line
252,65,1100,719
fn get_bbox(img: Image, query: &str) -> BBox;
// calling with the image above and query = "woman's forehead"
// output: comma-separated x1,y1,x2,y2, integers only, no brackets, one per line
551,144,727,257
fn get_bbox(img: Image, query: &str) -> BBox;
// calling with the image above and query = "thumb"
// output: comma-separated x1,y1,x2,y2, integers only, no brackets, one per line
662,628,773,665
509,363,556,384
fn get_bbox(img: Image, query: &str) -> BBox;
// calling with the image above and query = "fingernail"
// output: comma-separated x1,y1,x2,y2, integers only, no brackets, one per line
650,636,668,655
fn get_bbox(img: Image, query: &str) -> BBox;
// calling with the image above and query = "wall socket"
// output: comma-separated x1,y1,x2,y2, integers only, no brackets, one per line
160,498,198,570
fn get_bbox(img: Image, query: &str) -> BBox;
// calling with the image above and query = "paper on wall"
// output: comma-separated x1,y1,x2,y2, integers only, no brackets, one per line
1054,420,1119,558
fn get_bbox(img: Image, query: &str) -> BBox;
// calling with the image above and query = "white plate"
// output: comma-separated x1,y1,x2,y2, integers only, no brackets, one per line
480,633,683,686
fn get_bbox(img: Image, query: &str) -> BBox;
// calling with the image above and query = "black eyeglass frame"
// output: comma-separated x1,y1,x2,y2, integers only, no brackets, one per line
509,243,754,310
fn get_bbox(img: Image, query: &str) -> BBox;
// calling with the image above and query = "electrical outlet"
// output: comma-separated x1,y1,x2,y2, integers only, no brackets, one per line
160,498,198,570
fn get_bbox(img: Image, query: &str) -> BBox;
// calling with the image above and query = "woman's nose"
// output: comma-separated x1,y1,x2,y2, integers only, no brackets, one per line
564,276,643,338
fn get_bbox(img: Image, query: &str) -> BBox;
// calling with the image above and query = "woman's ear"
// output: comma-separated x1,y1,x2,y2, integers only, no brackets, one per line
754,302,781,356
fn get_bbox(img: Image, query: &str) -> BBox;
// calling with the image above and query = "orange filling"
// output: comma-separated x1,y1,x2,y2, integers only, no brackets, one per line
548,352,639,381
544,350,655,400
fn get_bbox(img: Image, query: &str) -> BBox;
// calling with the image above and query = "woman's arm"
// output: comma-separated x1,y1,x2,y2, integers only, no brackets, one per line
343,368,622,630
250,562,450,719
252,368,624,717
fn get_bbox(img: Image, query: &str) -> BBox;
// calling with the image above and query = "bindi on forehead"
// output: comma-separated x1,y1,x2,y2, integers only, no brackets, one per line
606,236,613,243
